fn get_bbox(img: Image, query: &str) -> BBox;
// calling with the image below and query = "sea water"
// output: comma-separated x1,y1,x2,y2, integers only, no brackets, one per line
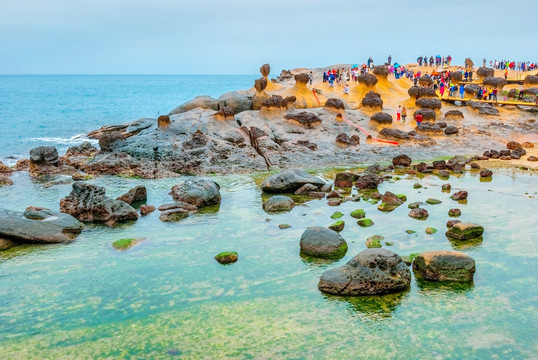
0,75,257,164
0,167,537,359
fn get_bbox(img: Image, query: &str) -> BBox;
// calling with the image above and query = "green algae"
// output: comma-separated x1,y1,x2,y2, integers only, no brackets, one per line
366,235,383,248
357,218,374,227
330,211,344,219
350,209,366,219
329,220,345,232
112,238,141,251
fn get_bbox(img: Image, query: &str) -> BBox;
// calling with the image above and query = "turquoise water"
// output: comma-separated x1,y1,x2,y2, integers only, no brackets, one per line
0,167,537,359
0,75,256,163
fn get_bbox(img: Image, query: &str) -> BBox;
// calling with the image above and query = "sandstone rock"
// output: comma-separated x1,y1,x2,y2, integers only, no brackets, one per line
409,208,428,220
450,71,462,83
60,182,138,224
438,170,450,178
362,91,383,109
334,172,354,188
262,95,296,109
65,142,98,158
470,162,481,169
416,123,443,134
444,110,464,119
0,175,13,187
357,74,378,86
325,98,345,110
335,133,360,146
446,222,484,240
254,77,268,92
521,142,534,148
444,126,458,135
217,92,252,114
260,63,271,78
29,146,59,174
222,130,245,144
296,140,318,151
355,173,382,189
524,75,538,85
483,76,506,89
158,115,171,128
261,169,324,193
366,235,383,248
480,169,493,177
464,84,480,96
511,148,527,159
214,251,238,264
413,251,475,282
476,67,494,78
370,112,392,125
300,226,347,259
419,76,433,86
392,154,412,167
379,128,409,140
414,108,437,121
284,112,321,128
442,184,451,191
294,73,309,84
408,86,437,99
450,191,468,201
263,195,295,212
318,248,411,295
117,185,147,205
99,131,125,152
168,95,219,115
468,101,499,116
0,207,83,244
373,65,389,77
528,156,538,162
329,220,345,232
139,204,156,216
215,105,234,119
377,191,403,212
0,161,12,175
447,219,462,228
170,178,221,208
294,183,319,194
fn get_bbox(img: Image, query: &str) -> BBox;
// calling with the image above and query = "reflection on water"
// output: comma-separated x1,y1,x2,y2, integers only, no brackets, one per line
0,168,537,358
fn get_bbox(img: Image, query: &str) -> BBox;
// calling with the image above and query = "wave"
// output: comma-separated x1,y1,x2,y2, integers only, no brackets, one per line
29,134,98,146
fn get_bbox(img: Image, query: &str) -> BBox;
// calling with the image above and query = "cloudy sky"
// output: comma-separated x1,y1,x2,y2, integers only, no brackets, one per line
1,0,537,74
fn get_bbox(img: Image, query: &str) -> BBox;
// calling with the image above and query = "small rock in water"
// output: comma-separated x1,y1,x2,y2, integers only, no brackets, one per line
409,208,429,220
279,224,291,229
413,183,422,189
330,211,344,219
329,220,345,232
413,251,475,282
263,195,295,212
448,208,461,217
350,209,366,219
300,226,348,258
357,218,374,227
366,235,384,248
214,251,238,264
408,202,421,209
426,198,442,205
450,191,468,201
446,220,462,228
139,204,156,216
406,229,416,234
425,227,437,234
442,184,451,191
446,222,484,240
480,169,493,178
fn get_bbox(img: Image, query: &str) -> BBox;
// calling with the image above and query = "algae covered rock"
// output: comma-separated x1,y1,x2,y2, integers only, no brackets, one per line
329,220,345,232
409,208,428,220
357,218,374,227
318,248,411,295
300,226,348,259
113,238,143,251
446,222,484,240
448,208,461,217
263,195,295,213
425,227,437,234
261,169,324,193
392,154,412,167
170,178,221,209
426,198,442,205
117,185,147,205
330,211,344,219
413,251,475,282
366,235,384,248
450,191,468,201
214,251,238,264
350,209,366,219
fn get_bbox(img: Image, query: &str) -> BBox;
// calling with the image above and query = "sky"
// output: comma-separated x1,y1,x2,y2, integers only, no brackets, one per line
1,0,537,75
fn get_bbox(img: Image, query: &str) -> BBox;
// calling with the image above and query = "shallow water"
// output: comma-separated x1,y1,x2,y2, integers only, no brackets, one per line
0,167,537,359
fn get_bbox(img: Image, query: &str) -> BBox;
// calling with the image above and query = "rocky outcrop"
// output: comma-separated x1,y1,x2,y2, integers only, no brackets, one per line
362,91,383,109
276,69,293,81
29,146,59,175
60,182,138,224
483,76,506,89
413,251,475,282
158,115,171,128
414,108,437,121
0,161,13,175
373,65,389,78
418,77,433,86
416,123,443,134
524,75,538,85
334,172,354,187
0,207,83,244
378,128,410,140
445,222,484,240
506,141,522,150
99,131,126,152
300,226,348,258
168,95,219,115
182,130,208,150
318,248,411,295
262,95,296,110
357,74,378,86
415,98,442,110
214,105,235,119
117,185,147,205
444,110,464,119
284,112,322,128
468,101,499,116
65,142,99,158
260,63,271,78
251,77,270,110
263,195,295,212
392,154,412,167
355,173,382,189
464,84,480,96
370,112,392,125
408,86,437,99
476,67,494,78
261,169,324,193
336,133,360,147
170,178,221,208
325,98,345,110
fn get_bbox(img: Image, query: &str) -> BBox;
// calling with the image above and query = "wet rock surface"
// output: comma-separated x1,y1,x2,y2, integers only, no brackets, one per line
413,251,475,282
300,226,347,259
261,169,324,193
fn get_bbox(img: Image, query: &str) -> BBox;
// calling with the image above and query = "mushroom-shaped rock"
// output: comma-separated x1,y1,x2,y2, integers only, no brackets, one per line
357,73,378,86
215,105,234,119
335,133,360,147
318,248,411,295
464,84,480,96
355,173,382,189
263,195,295,212
415,98,442,110
524,75,538,85
254,77,268,92
483,76,506,89
392,154,412,167
379,128,410,140
261,169,325,193
476,67,494,78
60,182,138,224
370,112,392,125
444,110,464,119
262,95,296,109
99,131,125,152
158,115,170,128
325,98,345,111
284,112,322,128
465,58,474,69
418,77,433,86
444,126,459,135
117,185,147,205
450,71,462,83
170,179,221,209
445,222,484,240
0,207,83,244
300,226,348,259
408,86,437,99
260,63,271,78
414,108,437,121
373,65,389,78
362,91,383,109
294,73,309,84
413,251,475,282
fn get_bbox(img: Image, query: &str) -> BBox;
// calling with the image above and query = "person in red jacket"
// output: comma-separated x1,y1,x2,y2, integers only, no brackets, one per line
415,113,423,126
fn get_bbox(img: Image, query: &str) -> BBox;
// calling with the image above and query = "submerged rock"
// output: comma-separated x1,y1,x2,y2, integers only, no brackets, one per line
409,208,428,220
318,248,411,295
300,226,348,259
392,154,412,167
261,169,324,193
170,179,221,208
263,195,295,212
413,251,475,282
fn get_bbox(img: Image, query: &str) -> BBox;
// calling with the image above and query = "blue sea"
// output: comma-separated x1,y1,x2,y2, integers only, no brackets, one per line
0,75,257,164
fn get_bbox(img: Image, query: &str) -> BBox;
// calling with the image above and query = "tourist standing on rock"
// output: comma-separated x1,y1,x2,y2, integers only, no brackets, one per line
415,113,423,126
309,71,313,85
440,81,445,97
401,107,407,123
388,55,392,65
397,105,401,122
343,84,349,95
504,69,508,80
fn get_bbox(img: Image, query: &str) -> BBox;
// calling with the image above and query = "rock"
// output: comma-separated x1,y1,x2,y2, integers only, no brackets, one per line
112,238,142,251
350,209,366,219
392,154,412,167
444,126,458,135
260,63,271,78
468,101,499,116
276,69,293,81
182,130,208,149
524,75,538,85
262,95,296,109
415,98,442,110
408,208,428,220
413,183,422,189
480,169,493,178
326,191,342,199
444,110,464,119
370,112,392,125
373,65,389,77
446,222,484,240
222,130,245,144
279,224,291,229
158,115,170,128
437,121,447,128
215,105,235,119
327,199,342,206
449,208,461,217
378,128,410,140
357,218,374,227
425,227,437,234
296,140,318,151
438,170,450,178
169,95,219,114
29,146,60,175
254,77,268,92
413,251,475,282
318,249,411,295
362,91,383,109
426,198,442,205
294,73,309,84
294,183,319,195
170,178,221,208
414,108,436,121
506,141,522,150
117,185,147,205
528,156,538,162
300,226,348,259
521,142,534,148
263,195,295,212
408,86,437,99
450,71,462,83
320,182,333,192
284,112,322,128
330,211,344,219
464,84,480,96
450,191,468,201
336,133,360,147
60,182,138,224
329,220,345,232
355,173,382,189
483,76,506,89
408,202,421,209
366,235,384,248
442,184,451,191
262,169,324,193
0,238,16,251
158,202,198,222
334,172,354,188
357,74,378,86
476,67,494,78
500,155,512,160
139,204,156,216
447,219,462,228
416,123,444,134
217,92,252,114
470,162,481,169
0,161,12,175
432,160,446,170
214,251,238,264
325,98,345,110
0,175,13,187
511,148,527,159
98,131,125,152
419,77,433,86
377,191,403,212
0,207,83,244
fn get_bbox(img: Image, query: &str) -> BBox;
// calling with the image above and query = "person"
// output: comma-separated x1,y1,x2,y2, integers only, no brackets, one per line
388,55,392,65
415,113,423,126
469,70,473,81
401,107,407,123
504,69,508,80
309,71,313,85
440,82,445,97
343,84,349,95
396,105,401,122
492,88,498,102
459,84,465,99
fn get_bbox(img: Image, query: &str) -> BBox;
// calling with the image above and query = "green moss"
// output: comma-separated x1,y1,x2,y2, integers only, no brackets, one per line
396,194,407,202
368,199,379,205
425,227,437,234
330,211,344,220
401,253,420,265
413,183,422,189
408,202,420,209
214,251,238,264
377,203,399,212
329,220,345,232
334,242,348,258
357,218,374,227
366,235,383,248
406,230,416,234
385,241,394,246
112,238,140,251
426,198,442,205
350,209,365,219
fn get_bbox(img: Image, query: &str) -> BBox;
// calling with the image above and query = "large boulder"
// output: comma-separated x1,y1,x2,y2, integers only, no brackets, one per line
476,67,494,78
413,251,475,282
445,222,484,240
117,185,147,205
357,74,378,86
373,65,389,78
521,88,538,96
168,95,219,115
362,91,383,109
29,146,59,173
355,173,382,189
415,98,442,110
414,108,437,121
300,226,348,259
392,154,412,167
325,98,345,111
464,84,480,96
450,71,462,83
99,131,126,152
318,248,411,295
60,182,138,224
170,178,221,208
524,75,538,85
370,112,392,125
261,169,324,193
284,112,322,128
0,207,83,244
483,76,506,89
468,101,499,116
263,195,295,212
418,77,433,86
408,86,437,99
217,92,252,114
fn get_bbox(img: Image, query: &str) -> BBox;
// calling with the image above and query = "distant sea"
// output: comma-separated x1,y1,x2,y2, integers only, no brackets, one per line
0,75,257,164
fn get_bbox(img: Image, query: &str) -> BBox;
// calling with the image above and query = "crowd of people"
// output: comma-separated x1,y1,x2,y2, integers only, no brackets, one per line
487,59,536,72
417,55,452,67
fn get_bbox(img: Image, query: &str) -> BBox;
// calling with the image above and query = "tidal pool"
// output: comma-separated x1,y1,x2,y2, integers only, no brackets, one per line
0,167,537,359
